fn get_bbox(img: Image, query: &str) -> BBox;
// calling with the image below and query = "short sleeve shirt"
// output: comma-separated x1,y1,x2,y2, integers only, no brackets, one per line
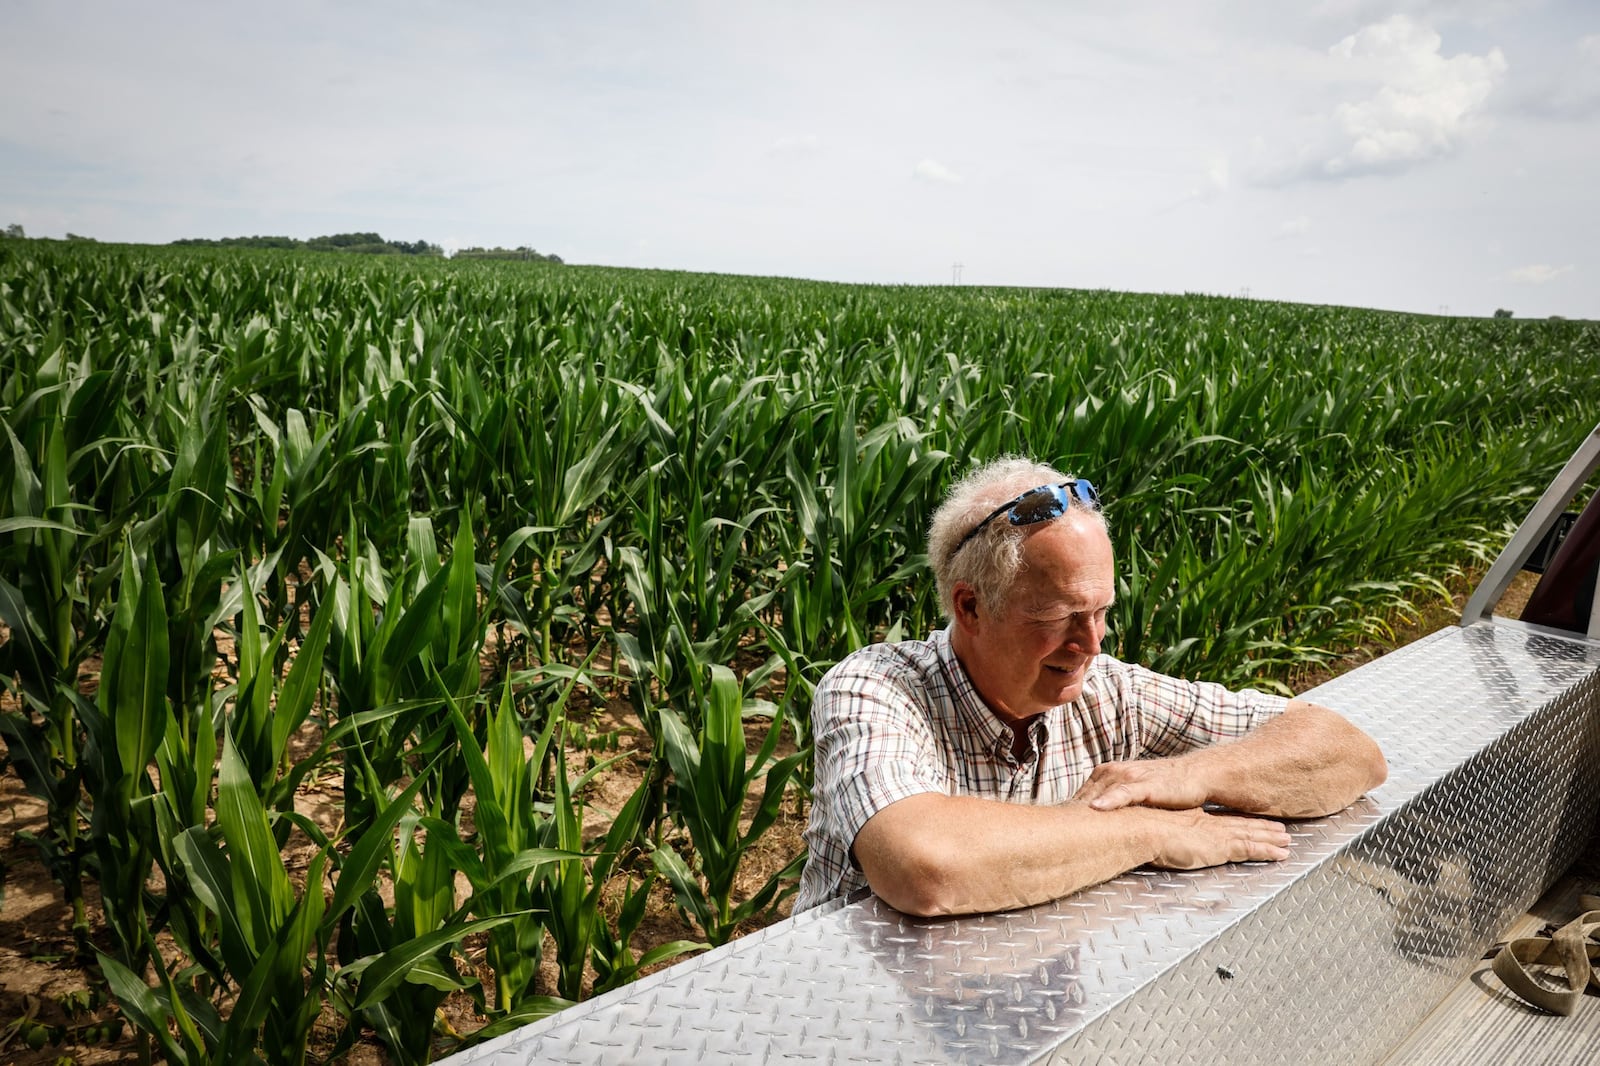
795,628,1289,911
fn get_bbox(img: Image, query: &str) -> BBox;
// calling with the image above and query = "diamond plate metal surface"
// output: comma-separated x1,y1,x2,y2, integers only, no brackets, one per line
440,622,1600,1066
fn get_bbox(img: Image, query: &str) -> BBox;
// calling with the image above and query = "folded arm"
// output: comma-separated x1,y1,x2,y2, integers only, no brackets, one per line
1077,699,1388,818
853,700,1385,917
853,791,1294,917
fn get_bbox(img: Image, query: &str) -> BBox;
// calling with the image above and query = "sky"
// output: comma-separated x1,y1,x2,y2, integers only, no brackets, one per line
3,0,1598,319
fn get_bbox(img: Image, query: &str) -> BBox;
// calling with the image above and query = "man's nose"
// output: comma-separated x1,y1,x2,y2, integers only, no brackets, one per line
1063,619,1098,652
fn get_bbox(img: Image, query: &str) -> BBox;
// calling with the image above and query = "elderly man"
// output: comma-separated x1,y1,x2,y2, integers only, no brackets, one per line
796,458,1387,916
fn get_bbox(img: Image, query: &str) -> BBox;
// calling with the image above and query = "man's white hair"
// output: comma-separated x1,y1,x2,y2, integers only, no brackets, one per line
927,457,1107,620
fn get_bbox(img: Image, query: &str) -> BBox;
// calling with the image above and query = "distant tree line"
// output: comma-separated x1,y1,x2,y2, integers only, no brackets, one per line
157,232,565,263
2,224,93,241
452,245,564,263
170,232,447,256
4,225,564,265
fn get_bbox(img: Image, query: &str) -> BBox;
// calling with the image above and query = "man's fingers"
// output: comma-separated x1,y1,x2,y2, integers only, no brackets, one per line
1149,810,1292,869
1079,759,1207,812
1234,818,1292,861
1080,763,1157,810
1088,783,1140,811
1242,825,1292,862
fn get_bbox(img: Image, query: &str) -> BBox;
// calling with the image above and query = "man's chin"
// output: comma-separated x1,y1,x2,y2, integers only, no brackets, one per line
1038,672,1086,707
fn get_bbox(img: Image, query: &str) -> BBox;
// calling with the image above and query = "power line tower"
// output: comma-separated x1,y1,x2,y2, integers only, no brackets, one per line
952,262,964,285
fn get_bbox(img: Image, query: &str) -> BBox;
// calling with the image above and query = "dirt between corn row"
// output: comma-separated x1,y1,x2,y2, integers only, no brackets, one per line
0,572,1540,1064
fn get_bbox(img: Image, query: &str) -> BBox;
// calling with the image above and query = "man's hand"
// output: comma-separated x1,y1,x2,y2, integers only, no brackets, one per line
1077,759,1207,811
1143,807,1292,869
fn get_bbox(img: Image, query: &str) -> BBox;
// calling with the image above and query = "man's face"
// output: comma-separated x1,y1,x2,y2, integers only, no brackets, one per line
952,513,1116,724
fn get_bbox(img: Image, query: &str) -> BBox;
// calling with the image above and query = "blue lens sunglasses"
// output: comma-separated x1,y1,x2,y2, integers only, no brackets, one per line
947,478,1100,562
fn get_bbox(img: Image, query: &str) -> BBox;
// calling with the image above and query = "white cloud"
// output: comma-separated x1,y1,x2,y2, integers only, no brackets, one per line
1322,15,1506,176
1205,152,1230,192
1162,152,1234,213
770,134,822,154
1510,264,1574,284
1277,215,1313,238
912,158,963,184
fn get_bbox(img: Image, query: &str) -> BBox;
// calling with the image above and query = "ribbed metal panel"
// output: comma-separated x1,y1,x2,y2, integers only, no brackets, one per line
440,621,1600,1066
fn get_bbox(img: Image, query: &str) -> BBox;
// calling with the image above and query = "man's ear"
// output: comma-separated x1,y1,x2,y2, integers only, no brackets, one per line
951,582,982,633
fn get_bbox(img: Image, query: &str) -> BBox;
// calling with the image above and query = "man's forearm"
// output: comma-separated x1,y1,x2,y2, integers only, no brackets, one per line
853,792,1292,916
1080,700,1387,819
1176,700,1386,818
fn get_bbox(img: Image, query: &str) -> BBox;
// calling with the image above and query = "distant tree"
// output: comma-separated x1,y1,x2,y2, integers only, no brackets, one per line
453,244,562,263
1493,308,1514,319
3,223,23,239
307,231,385,250
64,232,98,242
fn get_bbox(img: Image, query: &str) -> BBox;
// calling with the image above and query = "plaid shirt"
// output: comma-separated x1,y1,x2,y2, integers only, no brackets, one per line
796,628,1289,911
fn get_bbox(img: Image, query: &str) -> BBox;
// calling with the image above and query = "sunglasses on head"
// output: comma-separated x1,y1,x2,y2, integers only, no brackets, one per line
947,478,1100,562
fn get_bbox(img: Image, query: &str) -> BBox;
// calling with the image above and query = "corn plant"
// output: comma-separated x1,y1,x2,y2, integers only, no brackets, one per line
321,515,483,838
440,683,569,1023
535,735,706,1001
652,665,807,946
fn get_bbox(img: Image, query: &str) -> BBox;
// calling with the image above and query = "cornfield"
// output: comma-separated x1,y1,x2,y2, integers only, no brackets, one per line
2,238,1597,1063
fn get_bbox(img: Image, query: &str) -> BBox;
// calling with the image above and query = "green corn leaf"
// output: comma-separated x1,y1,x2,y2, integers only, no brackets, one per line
401,954,475,992
483,684,529,840
633,938,709,971
238,850,328,1048
270,588,335,761
172,826,253,982
394,816,455,937
103,550,169,792
441,514,478,662
3,420,42,520
0,516,83,535
326,757,439,921
381,552,455,677
655,703,701,784
232,564,278,782
96,950,192,1066
405,515,439,585
172,985,226,1056
744,750,808,846
465,997,577,1044
349,914,521,1011
220,927,288,1059
649,842,712,936
0,575,57,701
215,730,293,952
